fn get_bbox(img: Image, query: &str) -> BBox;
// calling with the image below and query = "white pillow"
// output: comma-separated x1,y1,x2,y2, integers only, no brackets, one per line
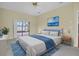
50,31,58,36
41,31,49,35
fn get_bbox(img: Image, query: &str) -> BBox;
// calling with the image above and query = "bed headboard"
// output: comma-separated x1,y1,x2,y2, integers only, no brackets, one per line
41,29,63,36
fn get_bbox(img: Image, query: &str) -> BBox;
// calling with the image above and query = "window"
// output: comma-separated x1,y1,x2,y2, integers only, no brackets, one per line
16,20,30,36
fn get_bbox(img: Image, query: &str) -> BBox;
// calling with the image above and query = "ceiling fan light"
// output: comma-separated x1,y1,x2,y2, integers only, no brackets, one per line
32,2,37,6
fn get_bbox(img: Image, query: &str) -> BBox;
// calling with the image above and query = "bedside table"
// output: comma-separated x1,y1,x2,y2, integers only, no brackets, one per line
61,35,72,46
0,38,9,55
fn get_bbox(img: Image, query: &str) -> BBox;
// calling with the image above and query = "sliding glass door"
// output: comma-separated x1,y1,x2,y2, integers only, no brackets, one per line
13,20,30,38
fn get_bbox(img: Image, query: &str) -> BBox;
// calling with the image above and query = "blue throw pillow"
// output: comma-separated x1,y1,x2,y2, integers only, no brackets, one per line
11,41,26,56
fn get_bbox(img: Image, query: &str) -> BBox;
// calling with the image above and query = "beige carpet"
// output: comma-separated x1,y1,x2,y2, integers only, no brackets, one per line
52,45,79,56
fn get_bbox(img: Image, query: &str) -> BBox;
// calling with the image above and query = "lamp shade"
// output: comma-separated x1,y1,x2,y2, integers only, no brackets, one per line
59,25,64,29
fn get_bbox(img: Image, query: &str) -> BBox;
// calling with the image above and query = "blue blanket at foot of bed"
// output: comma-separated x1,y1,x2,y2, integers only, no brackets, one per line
11,41,26,56
30,35,56,51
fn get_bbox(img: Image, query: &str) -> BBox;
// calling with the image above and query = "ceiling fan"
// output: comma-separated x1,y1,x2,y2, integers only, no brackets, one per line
32,2,38,7
32,2,40,14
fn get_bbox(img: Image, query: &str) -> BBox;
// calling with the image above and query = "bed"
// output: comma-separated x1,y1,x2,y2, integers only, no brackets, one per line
18,33,61,56
15,29,62,56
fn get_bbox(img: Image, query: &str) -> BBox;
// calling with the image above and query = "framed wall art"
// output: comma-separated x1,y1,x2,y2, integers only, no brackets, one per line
48,16,59,26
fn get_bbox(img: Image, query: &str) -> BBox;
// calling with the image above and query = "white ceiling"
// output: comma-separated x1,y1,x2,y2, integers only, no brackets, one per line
0,2,71,16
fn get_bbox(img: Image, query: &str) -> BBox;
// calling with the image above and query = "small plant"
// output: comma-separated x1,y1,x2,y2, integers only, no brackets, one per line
0,30,3,36
1,27,9,35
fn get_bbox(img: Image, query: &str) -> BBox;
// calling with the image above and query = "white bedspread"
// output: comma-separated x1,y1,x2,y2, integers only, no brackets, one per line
19,36,46,56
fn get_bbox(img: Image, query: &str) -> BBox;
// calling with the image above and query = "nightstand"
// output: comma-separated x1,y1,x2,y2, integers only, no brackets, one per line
61,35,72,46
0,38,8,55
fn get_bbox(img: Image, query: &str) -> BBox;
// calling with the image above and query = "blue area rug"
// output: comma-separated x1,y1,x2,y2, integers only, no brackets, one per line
11,41,26,56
